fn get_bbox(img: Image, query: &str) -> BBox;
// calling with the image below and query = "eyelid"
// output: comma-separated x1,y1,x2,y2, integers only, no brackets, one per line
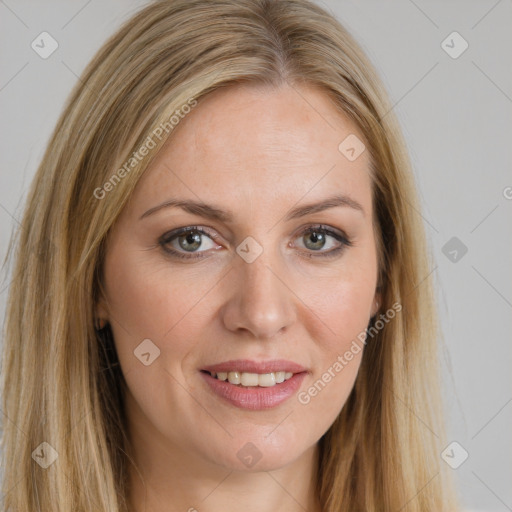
159,225,222,244
158,226,223,261
291,224,353,257
292,222,347,239
158,223,352,260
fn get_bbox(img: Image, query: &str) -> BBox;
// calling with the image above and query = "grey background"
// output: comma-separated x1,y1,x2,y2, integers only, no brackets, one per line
1,1,511,510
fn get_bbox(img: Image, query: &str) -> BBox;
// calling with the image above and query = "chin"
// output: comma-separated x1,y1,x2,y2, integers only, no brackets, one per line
202,432,312,473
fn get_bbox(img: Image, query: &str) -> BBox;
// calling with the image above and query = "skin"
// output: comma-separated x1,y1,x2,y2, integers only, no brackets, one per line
97,83,381,512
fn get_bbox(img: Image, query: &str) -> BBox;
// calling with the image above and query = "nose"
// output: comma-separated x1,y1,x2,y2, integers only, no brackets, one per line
220,251,296,340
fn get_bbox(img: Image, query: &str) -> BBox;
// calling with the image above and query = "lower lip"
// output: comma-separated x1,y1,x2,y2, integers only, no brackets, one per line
200,371,307,410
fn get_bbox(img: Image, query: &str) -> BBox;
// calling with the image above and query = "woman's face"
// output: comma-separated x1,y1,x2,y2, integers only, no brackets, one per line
98,83,380,472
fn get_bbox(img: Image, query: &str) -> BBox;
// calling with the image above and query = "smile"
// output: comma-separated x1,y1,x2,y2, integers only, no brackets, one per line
199,359,308,410
206,370,295,387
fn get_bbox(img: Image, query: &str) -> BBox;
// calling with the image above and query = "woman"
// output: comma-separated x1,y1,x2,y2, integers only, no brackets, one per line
0,0,459,510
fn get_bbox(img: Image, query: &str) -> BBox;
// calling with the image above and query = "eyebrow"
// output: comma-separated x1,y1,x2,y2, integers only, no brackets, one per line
139,193,365,222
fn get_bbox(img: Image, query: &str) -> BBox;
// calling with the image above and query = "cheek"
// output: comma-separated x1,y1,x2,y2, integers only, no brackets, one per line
102,246,193,363
312,282,373,340
292,285,369,434
297,250,377,351
105,234,190,324
291,256,376,422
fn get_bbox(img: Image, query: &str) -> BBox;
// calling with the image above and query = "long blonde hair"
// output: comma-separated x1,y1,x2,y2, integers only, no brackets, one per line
1,0,459,510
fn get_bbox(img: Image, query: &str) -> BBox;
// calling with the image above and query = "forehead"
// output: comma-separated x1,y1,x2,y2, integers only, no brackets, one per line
131,83,372,219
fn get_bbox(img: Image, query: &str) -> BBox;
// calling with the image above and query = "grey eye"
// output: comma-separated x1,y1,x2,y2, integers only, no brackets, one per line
162,227,218,254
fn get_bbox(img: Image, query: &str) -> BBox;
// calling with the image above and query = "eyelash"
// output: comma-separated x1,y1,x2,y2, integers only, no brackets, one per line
158,224,353,261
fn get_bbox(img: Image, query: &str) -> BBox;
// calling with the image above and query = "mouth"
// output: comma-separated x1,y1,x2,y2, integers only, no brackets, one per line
199,359,308,410
201,369,296,387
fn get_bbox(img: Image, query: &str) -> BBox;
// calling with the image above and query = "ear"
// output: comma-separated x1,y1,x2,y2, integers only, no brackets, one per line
95,297,109,328
371,289,382,318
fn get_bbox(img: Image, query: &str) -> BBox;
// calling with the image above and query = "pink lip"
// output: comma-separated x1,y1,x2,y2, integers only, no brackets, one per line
200,371,307,410
199,359,308,410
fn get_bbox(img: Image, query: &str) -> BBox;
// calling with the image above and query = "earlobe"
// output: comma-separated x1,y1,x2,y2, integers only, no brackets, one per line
95,300,109,330
95,317,107,330
371,291,382,318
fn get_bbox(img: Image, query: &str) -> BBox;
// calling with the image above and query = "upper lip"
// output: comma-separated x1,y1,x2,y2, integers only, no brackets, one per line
201,359,307,374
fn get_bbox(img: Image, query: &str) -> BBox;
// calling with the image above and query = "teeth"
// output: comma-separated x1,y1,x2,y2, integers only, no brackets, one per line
228,371,241,385
257,373,275,387
275,371,285,383
241,372,259,386
210,371,296,387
